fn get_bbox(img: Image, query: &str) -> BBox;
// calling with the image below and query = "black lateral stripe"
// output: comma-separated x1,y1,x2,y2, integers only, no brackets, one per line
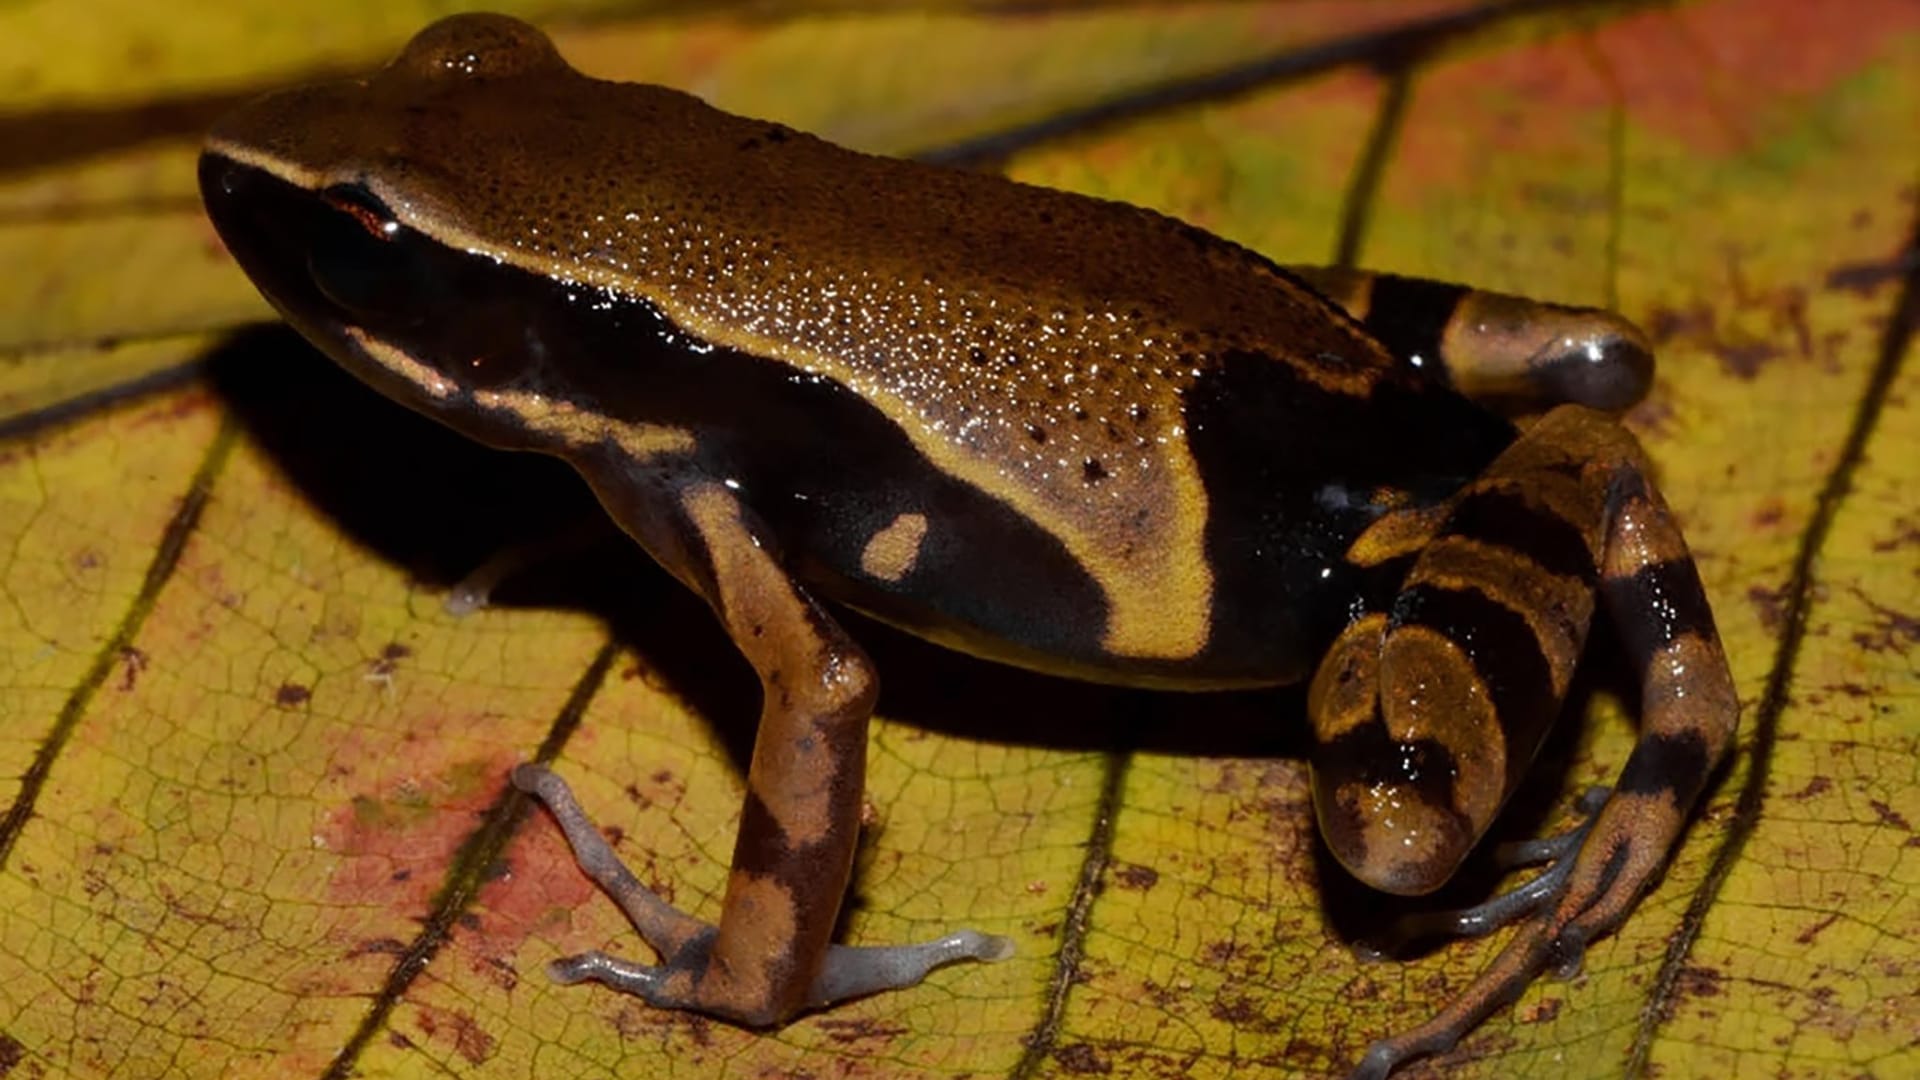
1616,731,1712,806
1361,274,1468,374
1392,583,1557,781
1602,558,1718,667
1444,488,1598,585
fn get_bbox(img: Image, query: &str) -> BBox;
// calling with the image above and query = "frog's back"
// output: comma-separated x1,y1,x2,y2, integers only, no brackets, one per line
620,108,1515,685
327,61,1512,681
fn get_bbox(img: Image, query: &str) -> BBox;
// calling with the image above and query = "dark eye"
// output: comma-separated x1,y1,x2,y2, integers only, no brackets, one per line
306,184,432,326
320,183,398,238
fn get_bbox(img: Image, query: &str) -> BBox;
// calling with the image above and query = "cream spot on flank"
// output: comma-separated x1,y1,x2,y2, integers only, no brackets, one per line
860,512,929,583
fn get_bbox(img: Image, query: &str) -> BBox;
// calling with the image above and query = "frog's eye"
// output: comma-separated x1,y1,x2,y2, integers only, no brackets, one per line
320,184,400,241
307,185,431,327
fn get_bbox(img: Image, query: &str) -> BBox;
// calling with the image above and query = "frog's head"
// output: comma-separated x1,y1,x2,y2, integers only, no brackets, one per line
198,14,692,452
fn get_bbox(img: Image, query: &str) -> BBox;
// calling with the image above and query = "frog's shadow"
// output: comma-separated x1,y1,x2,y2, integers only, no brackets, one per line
211,328,1624,950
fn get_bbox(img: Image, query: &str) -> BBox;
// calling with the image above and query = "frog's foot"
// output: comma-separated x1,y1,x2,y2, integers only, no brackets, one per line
513,764,1011,1021
1347,780,1708,1080
1378,786,1608,948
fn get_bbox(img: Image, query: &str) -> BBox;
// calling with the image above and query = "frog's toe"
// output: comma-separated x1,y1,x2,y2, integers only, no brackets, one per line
1378,789,1604,947
548,950,671,996
806,929,1015,1008
1487,786,1608,869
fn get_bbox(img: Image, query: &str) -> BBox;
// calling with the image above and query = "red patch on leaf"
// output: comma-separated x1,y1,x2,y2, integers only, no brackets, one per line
318,734,518,915
1396,0,1918,189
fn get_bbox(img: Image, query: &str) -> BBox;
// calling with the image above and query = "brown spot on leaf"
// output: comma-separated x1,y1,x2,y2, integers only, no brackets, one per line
1053,1043,1112,1074
321,748,595,962
1748,584,1788,632
1645,301,1715,344
117,646,147,691
1795,912,1841,945
1788,776,1832,800
1870,800,1912,831
1849,595,1919,654
368,641,413,681
0,1032,23,1077
275,682,311,708
1111,862,1159,891
1520,995,1564,1023
816,1016,908,1045
1674,964,1726,1001
1713,339,1784,379
1202,940,1240,966
416,1006,496,1065
1871,516,1920,553
473,955,518,992
1140,978,1181,1009
1825,248,1919,294
1210,994,1262,1026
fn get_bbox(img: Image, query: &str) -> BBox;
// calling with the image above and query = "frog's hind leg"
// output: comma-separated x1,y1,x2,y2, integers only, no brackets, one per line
517,474,1008,1027
1307,404,1738,1078
1285,266,1654,415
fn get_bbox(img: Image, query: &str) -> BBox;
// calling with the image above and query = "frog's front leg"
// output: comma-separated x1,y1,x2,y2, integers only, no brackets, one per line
1308,405,1738,1077
517,462,1009,1026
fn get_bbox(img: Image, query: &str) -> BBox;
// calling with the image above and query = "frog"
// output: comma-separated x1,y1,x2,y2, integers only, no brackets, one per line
196,14,1739,1078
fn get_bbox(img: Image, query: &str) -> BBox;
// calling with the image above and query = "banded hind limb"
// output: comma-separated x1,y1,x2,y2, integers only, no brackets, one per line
1308,404,1738,1078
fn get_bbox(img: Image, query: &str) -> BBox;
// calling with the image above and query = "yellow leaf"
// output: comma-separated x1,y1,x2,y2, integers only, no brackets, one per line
2,3,1914,1079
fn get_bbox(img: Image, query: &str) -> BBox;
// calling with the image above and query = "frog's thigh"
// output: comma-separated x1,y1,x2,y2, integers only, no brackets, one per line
1310,411,1609,894
1310,405,1738,1077
1286,266,1654,414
